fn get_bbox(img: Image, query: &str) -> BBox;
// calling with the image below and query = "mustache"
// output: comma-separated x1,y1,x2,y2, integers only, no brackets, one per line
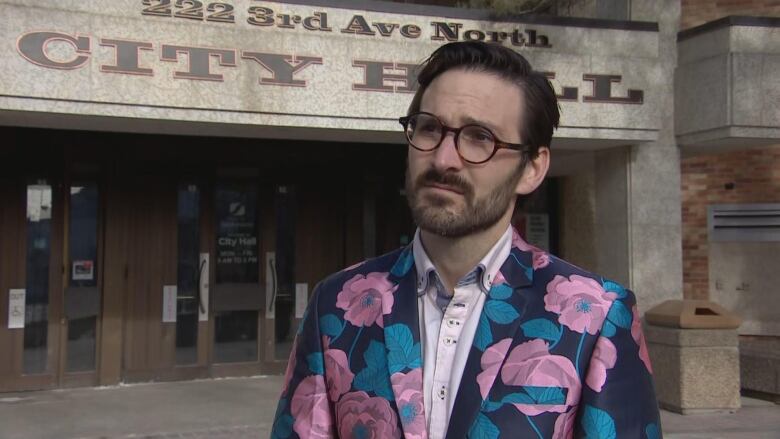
415,168,473,197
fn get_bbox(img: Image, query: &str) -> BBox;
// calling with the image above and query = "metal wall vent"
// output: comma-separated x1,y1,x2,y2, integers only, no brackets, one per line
708,204,780,242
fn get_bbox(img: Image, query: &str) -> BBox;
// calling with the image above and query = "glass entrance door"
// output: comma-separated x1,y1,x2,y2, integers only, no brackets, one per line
61,181,101,386
211,183,263,371
272,184,296,363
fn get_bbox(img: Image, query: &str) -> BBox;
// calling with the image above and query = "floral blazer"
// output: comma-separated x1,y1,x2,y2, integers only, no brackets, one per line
271,230,661,439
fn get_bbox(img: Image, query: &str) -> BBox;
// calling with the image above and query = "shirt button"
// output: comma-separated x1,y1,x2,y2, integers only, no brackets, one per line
444,337,457,346
438,386,446,399
446,319,460,328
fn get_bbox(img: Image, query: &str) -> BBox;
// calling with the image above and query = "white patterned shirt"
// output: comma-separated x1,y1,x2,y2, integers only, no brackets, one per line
413,225,512,439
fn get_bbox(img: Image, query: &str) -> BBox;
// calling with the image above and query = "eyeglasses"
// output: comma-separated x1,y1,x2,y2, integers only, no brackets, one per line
398,112,530,164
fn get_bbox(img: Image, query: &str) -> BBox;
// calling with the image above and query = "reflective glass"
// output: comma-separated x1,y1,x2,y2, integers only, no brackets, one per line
215,186,259,283
66,184,99,372
176,184,200,365
274,185,295,360
214,310,257,363
23,182,52,374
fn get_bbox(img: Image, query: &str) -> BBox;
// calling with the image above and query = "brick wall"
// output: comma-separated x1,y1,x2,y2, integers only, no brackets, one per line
681,146,780,299
681,0,780,29
680,1,780,301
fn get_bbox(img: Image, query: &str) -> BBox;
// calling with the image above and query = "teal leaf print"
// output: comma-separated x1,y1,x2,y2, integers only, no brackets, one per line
469,413,500,439
582,405,617,439
363,340,387,370
297,306,309,336
645,423,660,439
524,386,565,405
488,283,513,300
271,414,293,439
474,313,493,352
603,280,628,298
319,314,344,338
386,324,421,374
481,400,503,413
271,399,293,439
354,366,392,400
306,353,324,375
606,300,632,329
485,300,520,324
500,392,535,405
373,371,394,400
521,319,561,343
354,340,394,400
353,366,377,391
390,248,414,277
602,320,617,338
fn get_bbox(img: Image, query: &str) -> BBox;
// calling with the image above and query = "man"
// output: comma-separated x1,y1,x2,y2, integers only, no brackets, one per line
271,41,661,439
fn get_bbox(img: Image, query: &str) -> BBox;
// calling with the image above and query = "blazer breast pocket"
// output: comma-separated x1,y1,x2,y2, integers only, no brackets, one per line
489,385,570,416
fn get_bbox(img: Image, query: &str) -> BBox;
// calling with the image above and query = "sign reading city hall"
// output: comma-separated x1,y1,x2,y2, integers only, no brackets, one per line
13,2,644,105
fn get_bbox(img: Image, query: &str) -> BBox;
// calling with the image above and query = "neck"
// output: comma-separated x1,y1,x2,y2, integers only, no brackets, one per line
419,209,512,293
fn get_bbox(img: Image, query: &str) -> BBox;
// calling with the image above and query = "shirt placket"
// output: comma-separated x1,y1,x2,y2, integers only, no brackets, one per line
427,283,480,439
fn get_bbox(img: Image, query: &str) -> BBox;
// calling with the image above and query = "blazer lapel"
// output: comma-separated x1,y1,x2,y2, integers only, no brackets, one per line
384,246,428,439
445,246,534,439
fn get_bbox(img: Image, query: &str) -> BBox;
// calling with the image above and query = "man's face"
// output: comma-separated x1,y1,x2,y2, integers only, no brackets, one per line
405,68,529,237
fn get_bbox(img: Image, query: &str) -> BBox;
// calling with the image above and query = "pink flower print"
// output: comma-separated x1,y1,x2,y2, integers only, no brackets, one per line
501,339,580,415
324,348,354,402
492,270,507,286
336,391,401,439
391,369,427,439
476,338,514,399
280,337,298,396
511,229,550,269
632,305,653,374
585,336,617,392
544,275,617,335
552,408,576,439
291,375,334,439
336,272,397,328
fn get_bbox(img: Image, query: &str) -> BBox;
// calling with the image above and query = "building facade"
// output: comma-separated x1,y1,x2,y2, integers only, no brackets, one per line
0,0,775,393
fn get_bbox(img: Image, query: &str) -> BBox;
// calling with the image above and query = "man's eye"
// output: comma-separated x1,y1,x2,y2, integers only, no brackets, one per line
467,128,493,143
418,122,440,134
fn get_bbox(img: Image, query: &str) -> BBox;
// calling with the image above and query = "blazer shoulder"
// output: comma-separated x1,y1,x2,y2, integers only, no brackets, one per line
541,254,634,298
312,246,407,301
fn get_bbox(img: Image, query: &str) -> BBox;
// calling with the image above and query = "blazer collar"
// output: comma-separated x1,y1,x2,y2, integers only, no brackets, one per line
385,246,427,439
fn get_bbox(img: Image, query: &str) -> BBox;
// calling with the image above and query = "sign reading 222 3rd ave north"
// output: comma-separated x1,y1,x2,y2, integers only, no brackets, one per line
13,1,645,105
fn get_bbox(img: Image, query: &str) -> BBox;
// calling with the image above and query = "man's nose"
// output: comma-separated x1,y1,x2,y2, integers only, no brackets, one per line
432,131,464,172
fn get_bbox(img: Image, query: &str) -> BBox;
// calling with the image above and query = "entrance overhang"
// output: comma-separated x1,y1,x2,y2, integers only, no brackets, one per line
676,16,780,155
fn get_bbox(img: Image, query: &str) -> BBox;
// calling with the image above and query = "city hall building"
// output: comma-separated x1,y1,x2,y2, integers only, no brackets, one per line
0,0,778,392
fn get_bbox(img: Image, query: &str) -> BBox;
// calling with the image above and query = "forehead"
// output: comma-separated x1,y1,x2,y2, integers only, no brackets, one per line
419,68,524,140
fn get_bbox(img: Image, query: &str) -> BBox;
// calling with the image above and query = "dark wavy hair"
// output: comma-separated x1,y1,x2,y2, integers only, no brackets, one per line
408,41,560,158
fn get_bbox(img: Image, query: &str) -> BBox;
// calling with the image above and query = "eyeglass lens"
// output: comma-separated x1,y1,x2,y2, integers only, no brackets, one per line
405,113,496,163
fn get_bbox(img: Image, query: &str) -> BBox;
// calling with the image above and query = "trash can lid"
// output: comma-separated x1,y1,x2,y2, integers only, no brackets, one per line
644,300,741,329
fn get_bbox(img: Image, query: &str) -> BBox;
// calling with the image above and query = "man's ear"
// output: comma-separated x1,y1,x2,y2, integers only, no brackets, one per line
515,146,550,195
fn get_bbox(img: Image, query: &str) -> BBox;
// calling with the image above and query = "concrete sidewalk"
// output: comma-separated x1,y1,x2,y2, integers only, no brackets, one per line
0,376,778,438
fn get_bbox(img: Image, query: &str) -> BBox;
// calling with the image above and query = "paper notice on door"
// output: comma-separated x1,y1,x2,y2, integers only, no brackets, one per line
199,253,209,322
72,260,94,281
162,285,177,323
295,283,308,318
8,289,25,329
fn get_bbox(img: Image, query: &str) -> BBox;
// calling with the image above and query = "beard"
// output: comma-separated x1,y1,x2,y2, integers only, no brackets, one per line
405,164,523,238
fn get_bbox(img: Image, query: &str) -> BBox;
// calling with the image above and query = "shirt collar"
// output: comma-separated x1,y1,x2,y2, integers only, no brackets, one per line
412,225,513,296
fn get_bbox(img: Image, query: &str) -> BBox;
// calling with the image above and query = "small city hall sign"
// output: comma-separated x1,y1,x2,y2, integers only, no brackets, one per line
13,2,644,105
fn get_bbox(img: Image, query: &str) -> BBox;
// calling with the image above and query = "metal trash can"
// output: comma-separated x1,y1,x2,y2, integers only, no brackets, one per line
644,300,742,414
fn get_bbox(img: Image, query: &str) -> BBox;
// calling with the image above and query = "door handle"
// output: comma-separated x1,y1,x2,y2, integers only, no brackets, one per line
268,257,277,313
196,258,207,314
